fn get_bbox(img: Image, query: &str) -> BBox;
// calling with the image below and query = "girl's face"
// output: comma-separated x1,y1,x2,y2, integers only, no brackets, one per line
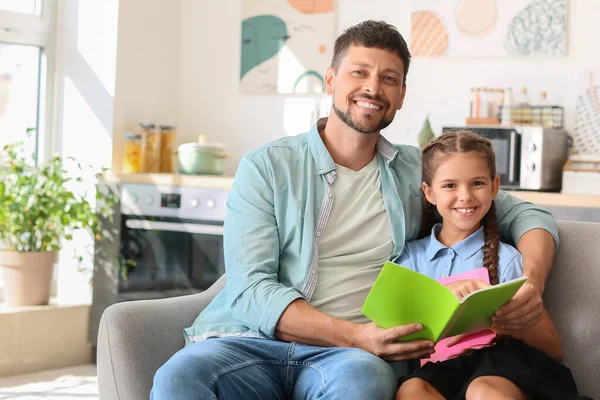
422,152,500,240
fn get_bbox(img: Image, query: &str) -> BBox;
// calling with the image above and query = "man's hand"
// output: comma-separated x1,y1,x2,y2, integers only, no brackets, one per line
352,322,435,361
492,281,543,330
444,279,490,300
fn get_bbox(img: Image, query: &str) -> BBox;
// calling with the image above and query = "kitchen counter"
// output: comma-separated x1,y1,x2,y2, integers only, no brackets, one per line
507,191,600,208
100,174,599,208
102,172,234,189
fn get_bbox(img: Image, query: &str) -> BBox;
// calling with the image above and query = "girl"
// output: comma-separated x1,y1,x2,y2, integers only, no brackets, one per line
395,131,580,400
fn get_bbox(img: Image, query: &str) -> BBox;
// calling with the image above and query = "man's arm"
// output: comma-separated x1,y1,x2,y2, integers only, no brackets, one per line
276,299,435,361
493,191,558,329
223,155,304,338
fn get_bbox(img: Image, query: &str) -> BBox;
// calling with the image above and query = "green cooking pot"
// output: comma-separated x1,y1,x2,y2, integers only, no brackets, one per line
177,142,231,175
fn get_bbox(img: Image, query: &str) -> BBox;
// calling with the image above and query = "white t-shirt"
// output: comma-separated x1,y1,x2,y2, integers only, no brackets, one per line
310,156,394,323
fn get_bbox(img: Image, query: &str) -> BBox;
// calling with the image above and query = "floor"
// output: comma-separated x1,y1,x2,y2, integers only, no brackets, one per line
0,365,98,400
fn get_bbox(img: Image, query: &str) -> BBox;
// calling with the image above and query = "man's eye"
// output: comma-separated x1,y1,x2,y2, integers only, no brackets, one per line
353,70,364,76
384,76,396,82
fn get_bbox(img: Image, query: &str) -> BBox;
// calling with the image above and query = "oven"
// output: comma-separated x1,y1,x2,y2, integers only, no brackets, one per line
118,183,228,298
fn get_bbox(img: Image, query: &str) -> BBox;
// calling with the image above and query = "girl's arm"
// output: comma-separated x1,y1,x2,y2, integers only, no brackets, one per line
492,307,562,361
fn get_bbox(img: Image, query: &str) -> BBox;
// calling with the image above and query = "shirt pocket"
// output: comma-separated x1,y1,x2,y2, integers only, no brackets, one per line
403,195,423,241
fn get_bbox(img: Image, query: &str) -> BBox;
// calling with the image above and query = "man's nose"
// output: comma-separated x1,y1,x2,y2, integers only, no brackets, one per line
365,75,382,95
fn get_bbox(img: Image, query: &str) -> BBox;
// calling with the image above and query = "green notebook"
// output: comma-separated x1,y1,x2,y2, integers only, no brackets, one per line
361,262,527,342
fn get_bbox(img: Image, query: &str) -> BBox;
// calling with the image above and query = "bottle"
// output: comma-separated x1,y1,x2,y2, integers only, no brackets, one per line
123,132,142,173
140,123,160,173
159,125,176,173
516,87,531,125
538,91,553,128
500,88,513,126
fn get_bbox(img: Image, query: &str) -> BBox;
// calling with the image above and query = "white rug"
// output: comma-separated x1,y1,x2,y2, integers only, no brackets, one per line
0,365,98,400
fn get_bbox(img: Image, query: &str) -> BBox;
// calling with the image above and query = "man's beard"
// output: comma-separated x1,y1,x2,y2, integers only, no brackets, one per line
332,97,393,134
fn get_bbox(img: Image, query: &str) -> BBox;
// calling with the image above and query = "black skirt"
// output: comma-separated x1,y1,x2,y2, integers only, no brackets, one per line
399,338,581,400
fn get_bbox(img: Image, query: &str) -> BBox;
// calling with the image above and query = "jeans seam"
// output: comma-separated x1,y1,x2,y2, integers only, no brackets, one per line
286,342,297,398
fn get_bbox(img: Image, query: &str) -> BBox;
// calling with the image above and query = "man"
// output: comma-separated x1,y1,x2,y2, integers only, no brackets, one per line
151,20,557,399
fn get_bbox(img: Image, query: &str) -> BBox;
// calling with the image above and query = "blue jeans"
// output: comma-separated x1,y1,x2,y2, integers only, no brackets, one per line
150,337,412,400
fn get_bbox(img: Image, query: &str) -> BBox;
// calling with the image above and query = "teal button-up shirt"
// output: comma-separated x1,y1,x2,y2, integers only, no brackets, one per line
183,119,558,344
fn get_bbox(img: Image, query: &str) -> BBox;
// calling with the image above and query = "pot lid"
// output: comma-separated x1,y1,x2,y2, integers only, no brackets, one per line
178,142,226,152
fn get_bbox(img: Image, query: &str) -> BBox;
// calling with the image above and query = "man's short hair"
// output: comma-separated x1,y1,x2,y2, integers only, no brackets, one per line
331,20,411,84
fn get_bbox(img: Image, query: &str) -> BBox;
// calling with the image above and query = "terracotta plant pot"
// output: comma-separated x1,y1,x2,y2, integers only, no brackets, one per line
0,251,58,306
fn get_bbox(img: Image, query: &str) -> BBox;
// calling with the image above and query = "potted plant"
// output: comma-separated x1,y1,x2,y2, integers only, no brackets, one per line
0,139,117,306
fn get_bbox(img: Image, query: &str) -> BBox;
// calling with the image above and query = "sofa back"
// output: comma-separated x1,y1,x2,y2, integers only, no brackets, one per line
544,220,600,398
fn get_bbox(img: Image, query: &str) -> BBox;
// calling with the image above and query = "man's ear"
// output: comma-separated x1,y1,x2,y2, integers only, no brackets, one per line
397,83,407,110
325,66,335,95
422,182,435,205
491,175,500,198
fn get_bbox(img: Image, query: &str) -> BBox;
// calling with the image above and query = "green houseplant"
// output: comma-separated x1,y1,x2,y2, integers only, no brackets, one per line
0,138,117,306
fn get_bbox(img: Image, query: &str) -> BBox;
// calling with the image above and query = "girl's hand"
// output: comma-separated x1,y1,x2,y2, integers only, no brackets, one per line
444,279,491,300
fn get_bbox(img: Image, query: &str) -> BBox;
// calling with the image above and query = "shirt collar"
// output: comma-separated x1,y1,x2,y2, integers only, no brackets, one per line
425,223,486,261
307,118,399,176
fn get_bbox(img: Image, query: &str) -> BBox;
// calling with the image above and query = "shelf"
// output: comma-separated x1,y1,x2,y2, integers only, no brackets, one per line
508,191,600,208
102,172,234,189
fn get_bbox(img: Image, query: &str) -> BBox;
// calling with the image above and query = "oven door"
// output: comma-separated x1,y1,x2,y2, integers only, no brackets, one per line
118,215,225,293
443,127,521,188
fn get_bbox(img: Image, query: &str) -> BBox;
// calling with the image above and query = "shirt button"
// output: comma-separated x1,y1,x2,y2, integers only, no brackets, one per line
328,193,333,198
316,231,322,237
441,274,446,278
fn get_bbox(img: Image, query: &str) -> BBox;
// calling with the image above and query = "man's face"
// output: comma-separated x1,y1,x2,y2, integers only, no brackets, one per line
325,45,407,134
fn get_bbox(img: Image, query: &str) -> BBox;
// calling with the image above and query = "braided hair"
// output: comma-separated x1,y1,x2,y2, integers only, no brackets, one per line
420,131,500,285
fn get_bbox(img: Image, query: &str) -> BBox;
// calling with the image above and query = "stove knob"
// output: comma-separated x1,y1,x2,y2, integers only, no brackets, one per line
146,196,154,205
526,162,536,172
206,199,215,209
190,198,199,208
131,194,139,204
527,142,537,152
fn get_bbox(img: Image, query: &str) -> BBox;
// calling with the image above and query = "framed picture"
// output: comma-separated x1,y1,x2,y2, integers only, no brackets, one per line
240,0,335,94
411,0,568,57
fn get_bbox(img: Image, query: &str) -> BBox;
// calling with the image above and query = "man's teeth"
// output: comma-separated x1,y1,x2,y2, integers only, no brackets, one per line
456,208,475,214
356,101,381,110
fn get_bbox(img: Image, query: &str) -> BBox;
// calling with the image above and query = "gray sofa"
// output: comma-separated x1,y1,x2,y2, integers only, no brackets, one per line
97,220,600,399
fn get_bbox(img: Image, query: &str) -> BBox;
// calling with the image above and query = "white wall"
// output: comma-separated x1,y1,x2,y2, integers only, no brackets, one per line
111,0,182,172
179,0,600,176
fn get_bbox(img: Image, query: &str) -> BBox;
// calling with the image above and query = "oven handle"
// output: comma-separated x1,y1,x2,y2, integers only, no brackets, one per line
125,220,224,235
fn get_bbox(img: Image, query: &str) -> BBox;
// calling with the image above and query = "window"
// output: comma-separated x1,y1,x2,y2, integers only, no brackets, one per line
0,0,54,165
0,0,55,299
0,0,42,15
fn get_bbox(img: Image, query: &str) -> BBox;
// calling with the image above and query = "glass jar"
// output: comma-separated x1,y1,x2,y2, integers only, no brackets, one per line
123,132,142,173
159,125,176,173
140,123,160,173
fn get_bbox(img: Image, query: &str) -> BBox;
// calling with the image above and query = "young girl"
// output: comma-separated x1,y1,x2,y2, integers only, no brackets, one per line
395,131,580,400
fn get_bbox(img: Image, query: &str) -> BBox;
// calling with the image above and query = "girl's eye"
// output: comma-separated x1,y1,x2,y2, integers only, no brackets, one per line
443,183,456,189
472,181,485,186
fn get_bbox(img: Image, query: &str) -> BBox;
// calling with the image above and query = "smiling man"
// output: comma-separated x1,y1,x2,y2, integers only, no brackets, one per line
150,21,559,400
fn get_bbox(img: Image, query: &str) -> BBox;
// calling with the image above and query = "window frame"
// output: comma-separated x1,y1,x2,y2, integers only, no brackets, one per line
0,1,57,301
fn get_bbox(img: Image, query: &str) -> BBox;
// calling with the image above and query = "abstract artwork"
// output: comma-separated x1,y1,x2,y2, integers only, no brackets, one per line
240,0,335,94
574,70,600,155
411,0,567,57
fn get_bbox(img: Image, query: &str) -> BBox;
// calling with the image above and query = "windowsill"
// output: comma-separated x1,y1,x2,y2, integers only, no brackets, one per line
0,297,91,314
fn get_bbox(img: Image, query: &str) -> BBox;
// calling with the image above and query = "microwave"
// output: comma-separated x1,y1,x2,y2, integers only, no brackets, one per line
442,126,570,191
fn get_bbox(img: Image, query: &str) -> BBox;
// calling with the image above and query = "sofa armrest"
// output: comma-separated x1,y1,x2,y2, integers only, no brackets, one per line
97,275,226,400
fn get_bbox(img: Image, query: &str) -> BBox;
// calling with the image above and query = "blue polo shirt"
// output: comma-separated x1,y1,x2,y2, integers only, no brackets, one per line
395,223,523,283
